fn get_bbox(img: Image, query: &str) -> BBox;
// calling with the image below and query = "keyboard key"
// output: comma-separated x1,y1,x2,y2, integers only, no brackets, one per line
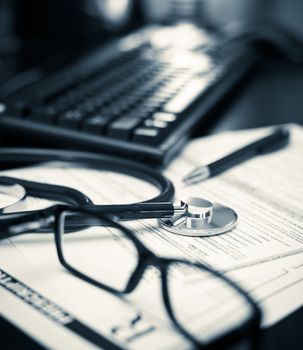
108,116,141,139
51,100,68,114
152,112,177,122
78,101,97,116
128,109,147,119
132,127,162,144
135,105,157,116
101,106,123,118
58,110,83,129
53,96,70,111
13,100,32,118
163,76,210,114
82,115,112,134
31,106,58,124
114,101,132,113
144,119,168,129
92,96,107,108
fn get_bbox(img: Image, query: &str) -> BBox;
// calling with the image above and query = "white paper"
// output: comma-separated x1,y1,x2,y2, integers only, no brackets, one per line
0,124,302,349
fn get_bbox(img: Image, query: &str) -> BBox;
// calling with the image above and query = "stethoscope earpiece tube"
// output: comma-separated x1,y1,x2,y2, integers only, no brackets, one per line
0,176,93,206
0,147,175,217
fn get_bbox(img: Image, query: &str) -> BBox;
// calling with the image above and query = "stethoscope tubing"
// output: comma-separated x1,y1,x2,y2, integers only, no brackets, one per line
0,148,175,220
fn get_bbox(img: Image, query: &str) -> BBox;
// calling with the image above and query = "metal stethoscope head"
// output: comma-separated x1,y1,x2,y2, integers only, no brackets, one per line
160,197,238,237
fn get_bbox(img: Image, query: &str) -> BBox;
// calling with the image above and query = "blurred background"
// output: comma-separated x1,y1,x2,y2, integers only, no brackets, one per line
1,0,303,135
1,0,303,79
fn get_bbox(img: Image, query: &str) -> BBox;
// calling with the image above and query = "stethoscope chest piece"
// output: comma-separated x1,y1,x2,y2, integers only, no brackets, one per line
159,197,238,237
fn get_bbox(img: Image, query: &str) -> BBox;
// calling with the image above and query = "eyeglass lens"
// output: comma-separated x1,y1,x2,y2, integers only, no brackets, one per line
166,261,252,344
59,210,139,292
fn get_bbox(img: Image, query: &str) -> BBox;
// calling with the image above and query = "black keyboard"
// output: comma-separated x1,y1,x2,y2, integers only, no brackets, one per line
0,24,258,166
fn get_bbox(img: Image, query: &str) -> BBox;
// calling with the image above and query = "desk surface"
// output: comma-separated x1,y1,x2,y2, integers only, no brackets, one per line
0,51,302,349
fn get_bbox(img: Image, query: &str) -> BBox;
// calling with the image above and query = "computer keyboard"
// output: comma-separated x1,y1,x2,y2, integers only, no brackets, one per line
0,23,258,166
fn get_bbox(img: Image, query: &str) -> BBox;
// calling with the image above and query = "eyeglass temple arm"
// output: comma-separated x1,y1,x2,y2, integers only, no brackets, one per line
0,210,55,238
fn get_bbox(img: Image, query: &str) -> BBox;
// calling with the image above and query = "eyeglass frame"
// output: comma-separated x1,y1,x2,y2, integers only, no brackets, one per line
0,204,262,349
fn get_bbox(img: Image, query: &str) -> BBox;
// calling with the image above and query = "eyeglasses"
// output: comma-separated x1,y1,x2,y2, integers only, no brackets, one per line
1,205,261,349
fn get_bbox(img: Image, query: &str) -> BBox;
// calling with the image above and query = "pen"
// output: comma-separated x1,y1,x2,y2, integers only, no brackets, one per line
183,127,290,185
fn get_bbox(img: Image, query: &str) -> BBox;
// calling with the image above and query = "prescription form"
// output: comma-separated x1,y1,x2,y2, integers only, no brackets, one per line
0,125,302,350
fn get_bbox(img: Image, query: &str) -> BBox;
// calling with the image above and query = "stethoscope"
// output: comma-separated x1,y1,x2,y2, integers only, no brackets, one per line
0,148,238,237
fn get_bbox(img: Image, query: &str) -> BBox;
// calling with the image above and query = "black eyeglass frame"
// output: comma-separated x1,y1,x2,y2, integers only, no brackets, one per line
0,204,262,349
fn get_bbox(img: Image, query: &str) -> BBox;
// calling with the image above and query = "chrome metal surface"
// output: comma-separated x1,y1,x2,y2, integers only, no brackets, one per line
183,165,211,185
160,197,238,237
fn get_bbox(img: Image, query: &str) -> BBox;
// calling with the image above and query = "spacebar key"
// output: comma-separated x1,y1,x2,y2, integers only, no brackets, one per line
163,76,210,114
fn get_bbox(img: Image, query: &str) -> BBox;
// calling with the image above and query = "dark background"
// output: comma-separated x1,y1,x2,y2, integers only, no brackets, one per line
0,0,302,349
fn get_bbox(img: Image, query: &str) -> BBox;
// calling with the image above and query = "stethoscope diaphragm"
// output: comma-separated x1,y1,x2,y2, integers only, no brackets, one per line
159,197,238,237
